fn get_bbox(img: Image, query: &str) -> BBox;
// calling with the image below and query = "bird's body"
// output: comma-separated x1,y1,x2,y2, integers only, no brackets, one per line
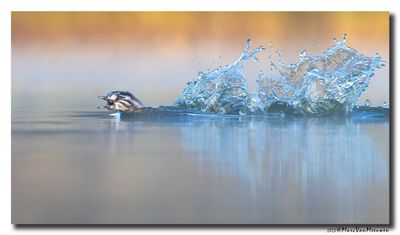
98,91,144,113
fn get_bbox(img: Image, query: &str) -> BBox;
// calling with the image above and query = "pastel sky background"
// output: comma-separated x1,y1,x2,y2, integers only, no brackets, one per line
12,12,389,110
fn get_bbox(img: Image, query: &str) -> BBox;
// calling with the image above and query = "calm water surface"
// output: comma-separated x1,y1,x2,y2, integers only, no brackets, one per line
12,106,389,224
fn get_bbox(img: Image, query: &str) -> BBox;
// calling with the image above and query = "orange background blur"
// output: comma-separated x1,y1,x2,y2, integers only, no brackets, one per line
12,12,389,108
13,12,389,56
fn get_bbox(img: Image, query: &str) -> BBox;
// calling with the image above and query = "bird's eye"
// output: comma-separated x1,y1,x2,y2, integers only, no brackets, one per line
107,100,114,105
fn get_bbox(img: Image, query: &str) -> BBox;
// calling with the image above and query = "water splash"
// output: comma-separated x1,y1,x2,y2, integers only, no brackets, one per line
253,35,385,115
175,36,385,116
175,39,265,114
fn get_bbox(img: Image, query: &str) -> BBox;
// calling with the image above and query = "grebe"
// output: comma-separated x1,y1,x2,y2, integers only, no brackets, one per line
98,91,144,113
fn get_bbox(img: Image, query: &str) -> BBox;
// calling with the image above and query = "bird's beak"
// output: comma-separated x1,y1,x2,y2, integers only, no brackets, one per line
98,96,107,100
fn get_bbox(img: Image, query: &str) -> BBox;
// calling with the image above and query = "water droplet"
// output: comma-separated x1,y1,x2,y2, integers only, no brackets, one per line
299,50,307,59
383,101,388,108
364,99,371,107
343,81,354,88
271,62,277,70
245,39,251,51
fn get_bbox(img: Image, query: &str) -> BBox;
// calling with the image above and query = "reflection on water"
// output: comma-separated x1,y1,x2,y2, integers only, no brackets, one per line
181,117,389,223
182,117,388,187
12,110,389,224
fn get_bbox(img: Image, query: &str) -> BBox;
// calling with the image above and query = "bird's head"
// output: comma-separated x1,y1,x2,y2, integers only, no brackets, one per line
98,91,144,113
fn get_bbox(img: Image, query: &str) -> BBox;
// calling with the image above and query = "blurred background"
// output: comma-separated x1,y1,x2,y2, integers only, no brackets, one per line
12,12,389,110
